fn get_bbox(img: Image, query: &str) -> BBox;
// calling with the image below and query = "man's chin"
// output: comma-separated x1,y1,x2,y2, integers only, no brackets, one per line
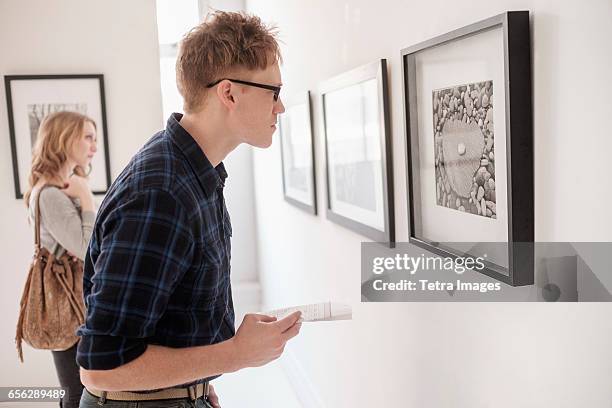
260,138,273,148
247,136,273,149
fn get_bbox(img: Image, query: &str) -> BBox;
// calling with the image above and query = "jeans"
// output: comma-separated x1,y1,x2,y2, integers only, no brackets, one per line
79,389,214,408
51,342,84,408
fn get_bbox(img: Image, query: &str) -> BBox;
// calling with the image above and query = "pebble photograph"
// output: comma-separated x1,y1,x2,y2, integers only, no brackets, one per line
432,80,497,219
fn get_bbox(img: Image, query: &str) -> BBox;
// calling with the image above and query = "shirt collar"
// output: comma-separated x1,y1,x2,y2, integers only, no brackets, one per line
166,113,227,197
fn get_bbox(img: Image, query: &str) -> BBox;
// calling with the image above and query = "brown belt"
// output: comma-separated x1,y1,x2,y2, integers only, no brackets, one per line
87,382,209,401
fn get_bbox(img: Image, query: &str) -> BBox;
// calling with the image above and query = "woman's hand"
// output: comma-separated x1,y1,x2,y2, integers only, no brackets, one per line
61,175,94,211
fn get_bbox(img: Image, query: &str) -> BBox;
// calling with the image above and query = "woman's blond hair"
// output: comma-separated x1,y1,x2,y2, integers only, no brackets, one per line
24,111,96,206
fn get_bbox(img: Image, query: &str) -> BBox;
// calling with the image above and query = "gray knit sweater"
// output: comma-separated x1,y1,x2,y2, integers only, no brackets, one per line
28,186,96,260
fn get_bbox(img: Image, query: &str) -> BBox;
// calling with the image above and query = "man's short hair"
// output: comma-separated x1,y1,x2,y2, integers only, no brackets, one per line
176,11,281,113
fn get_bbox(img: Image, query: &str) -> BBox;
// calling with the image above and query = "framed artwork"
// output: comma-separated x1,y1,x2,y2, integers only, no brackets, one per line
320,59,395,246
402,11,533,285
279,91,317,214
5,74,111,199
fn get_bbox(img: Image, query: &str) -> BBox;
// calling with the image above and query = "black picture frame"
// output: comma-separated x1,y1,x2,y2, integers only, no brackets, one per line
4,74,111,199
279,91,317,215
320,59,395,247
401,11,533,286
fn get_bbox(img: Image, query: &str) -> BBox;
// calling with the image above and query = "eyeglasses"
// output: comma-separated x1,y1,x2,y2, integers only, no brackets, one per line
206,78,281,102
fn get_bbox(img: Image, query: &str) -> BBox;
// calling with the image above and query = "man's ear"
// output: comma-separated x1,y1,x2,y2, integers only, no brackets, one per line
216,80,236,110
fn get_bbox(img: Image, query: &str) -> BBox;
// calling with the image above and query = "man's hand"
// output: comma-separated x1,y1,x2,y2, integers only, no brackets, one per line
207,383,220,408
229,311,302,369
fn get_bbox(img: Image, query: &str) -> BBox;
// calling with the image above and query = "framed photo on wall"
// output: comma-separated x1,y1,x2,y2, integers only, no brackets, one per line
279,91,317,214
401,11,533,285
5,74,111,199
320,59,395,247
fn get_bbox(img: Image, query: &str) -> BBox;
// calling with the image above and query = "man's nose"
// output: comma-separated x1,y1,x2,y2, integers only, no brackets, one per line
275,97,285,114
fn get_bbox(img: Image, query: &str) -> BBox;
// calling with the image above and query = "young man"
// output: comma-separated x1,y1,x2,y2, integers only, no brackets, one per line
76,11,300,408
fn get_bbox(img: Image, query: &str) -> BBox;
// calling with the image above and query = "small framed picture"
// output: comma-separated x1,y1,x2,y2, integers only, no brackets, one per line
4,74,111,199
320,59,395,246
401,11,533,285
279,91,317,214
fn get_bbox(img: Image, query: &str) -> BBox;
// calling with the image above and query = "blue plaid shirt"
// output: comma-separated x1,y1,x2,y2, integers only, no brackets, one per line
76,113,235,389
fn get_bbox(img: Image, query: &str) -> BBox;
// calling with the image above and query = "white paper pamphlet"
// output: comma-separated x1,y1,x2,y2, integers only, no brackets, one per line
263,301,352,322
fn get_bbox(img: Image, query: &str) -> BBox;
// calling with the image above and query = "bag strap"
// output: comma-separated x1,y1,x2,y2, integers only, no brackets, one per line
33,185,48,250
17,187,50,362
34,184,59,250
16,185,50,363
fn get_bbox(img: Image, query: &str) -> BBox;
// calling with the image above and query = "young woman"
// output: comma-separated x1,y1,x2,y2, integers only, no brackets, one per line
24,111,98,408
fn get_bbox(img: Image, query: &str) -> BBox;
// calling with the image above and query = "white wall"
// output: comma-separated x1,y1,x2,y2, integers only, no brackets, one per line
0,0,163,388
247,0,612,407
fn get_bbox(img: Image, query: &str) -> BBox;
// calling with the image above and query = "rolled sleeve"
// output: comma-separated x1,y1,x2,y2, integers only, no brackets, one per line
76,189,194,370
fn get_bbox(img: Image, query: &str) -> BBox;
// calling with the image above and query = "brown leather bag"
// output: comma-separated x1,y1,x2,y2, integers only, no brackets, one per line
15,185,86,362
